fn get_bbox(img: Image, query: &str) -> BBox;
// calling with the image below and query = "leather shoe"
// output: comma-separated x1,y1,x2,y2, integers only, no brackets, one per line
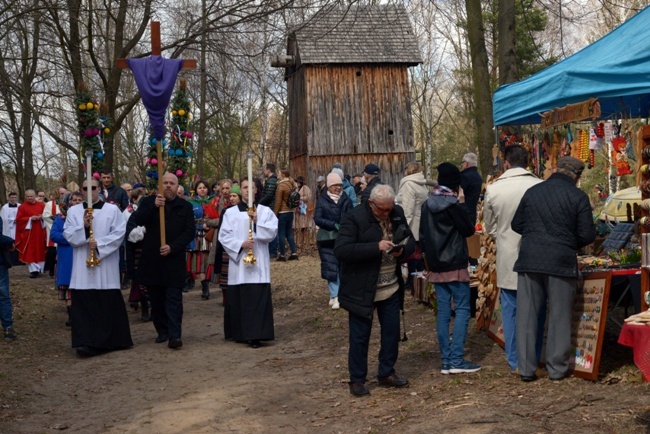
249,340,261,349
377,374,409,388
349,382,370,396
520,374,538,382
76,346,100,357
168,338,182,349
155,335,169,344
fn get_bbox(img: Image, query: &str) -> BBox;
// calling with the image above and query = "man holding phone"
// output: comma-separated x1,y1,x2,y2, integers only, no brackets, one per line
334,184,415,397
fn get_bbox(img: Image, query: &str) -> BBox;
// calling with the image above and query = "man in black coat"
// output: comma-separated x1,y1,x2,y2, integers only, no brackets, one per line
459,152,482,225
334,184,414,396
358,163,384,204
512,156,596,382
260,163,278,256
131,173,195,349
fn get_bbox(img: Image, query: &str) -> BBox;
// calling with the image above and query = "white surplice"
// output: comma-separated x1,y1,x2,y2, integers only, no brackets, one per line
63,202,126,290
218,204,278,285
0,203,20,238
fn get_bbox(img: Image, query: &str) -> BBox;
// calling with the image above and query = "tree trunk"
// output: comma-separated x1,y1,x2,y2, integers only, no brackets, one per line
465,0,494,177
197,0,207,178
497,0,517,85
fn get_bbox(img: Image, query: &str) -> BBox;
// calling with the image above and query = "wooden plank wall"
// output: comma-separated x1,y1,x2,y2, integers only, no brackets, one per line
304,64,414,155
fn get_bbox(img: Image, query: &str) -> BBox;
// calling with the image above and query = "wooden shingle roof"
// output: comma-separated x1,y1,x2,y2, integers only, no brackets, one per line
291,4,422,66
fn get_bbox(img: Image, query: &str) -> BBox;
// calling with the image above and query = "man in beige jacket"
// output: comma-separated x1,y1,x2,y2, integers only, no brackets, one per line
483,145,544,373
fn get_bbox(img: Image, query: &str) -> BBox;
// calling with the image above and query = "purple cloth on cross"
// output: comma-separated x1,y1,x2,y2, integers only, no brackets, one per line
127,56,183,140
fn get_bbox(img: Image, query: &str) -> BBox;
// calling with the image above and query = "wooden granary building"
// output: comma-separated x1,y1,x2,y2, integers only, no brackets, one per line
272,4,422,191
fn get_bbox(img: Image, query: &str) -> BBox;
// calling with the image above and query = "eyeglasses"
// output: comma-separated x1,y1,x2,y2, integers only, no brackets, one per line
369,200,393,213
329,184,343,189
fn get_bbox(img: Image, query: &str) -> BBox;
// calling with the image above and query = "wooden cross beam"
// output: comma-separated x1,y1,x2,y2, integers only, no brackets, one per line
117,21,197,246
116,22,197,69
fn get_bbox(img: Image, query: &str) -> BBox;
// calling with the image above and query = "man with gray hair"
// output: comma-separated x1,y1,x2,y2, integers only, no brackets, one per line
334,184,415,396
460,152,482,225
14,189,46,278
511,156,596,382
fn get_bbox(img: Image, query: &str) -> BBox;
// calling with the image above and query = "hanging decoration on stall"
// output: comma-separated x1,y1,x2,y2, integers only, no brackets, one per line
540,98,601,129
75,81,104,177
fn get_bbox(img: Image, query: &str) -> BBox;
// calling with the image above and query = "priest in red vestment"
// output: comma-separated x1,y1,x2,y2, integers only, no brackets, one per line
14,189,46,278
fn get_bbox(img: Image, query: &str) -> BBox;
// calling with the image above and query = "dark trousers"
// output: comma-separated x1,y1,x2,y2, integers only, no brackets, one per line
348,291,400,383
516,272,575,378
148,285,183,340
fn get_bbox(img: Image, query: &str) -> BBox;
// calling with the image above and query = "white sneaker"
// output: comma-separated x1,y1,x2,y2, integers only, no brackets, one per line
329,298,335,307
332,297,340,310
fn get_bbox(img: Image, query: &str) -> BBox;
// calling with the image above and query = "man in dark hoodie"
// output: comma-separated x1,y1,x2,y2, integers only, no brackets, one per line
419,162,479,375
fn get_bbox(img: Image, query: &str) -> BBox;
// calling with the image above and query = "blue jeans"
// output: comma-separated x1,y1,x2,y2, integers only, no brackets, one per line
0,265,12,329
148,285,183,340
328,275,340,299
268,236,278,257
500,289,518,371
277,212,296,256
435,281,470,365
348,291,400,383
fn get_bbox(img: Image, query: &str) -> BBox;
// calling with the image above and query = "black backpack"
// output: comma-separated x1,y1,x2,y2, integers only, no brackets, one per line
286,189,301,209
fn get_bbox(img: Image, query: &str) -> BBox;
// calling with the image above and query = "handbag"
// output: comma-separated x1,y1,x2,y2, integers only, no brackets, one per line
204,227,216,243
316,228,338,245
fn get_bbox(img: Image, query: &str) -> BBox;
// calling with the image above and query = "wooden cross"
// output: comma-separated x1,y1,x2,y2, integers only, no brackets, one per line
117,21,196,246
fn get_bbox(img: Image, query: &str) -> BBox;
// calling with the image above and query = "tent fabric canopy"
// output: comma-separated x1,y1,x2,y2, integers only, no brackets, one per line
493,5,650,126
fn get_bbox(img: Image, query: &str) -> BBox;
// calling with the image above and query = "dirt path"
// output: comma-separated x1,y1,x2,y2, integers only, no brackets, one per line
1,257,649,433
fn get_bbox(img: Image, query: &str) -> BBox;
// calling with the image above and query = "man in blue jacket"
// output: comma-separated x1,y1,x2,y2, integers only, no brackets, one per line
512,156,596,382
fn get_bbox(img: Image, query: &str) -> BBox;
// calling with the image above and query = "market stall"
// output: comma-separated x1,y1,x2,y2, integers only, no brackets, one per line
485,5,650,380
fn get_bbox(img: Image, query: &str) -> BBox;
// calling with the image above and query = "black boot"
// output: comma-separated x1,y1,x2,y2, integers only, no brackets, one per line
140,299,151,322
65,306,71,327
201,280,210,300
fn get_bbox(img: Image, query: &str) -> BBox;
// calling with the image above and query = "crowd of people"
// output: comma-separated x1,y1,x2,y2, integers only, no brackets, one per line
0,151,596,397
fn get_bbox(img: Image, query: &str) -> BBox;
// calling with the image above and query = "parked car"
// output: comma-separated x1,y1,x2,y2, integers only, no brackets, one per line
598,186,641,222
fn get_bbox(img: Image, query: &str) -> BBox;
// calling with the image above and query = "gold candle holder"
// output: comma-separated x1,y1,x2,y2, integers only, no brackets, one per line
242,208,256,265
85,209,101,267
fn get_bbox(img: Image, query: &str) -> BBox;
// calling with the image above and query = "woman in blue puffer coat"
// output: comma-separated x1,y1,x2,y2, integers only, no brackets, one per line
315,173,353,310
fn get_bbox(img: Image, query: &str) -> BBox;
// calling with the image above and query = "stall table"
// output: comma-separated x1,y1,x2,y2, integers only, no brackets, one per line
618,323,650,381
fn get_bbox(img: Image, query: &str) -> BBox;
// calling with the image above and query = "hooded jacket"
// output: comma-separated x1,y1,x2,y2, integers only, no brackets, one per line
396,171,430,241
419,187,475,272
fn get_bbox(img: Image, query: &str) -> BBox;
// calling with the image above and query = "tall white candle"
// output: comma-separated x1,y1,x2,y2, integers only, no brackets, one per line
85,150,93,202
247,154,253,206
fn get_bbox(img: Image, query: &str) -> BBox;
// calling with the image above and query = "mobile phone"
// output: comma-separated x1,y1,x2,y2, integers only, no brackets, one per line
386,244,404,254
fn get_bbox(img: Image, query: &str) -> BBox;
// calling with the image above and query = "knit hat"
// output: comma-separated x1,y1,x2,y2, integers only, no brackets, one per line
363,163,380,175
316,175,325,182
327,173,343,187
296,176,305,184
230,185,242,197
437,162,461,189
330,168,344,182
557,156,585,176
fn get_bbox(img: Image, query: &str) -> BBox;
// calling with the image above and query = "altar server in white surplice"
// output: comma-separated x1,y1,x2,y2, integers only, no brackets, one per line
0,192,20,239
219,178,278,348
64,177,132,357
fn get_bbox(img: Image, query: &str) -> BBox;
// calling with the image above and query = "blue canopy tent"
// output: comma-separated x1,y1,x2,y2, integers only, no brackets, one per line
493,6,650,126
